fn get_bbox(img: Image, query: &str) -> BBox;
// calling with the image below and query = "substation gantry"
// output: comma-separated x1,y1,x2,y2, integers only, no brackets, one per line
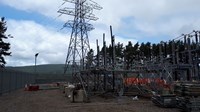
90,30,200,97
58,0,200,98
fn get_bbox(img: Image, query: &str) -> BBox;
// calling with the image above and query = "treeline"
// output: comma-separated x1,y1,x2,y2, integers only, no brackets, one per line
96,40,198,69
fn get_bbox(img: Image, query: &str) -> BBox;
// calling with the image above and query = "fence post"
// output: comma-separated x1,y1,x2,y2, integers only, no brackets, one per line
0,69,3,95
9,71,11,93
15,71,18,90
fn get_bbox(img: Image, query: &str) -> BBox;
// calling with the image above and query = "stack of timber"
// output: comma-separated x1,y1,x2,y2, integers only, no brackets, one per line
174,82,200,96
174,82,200,112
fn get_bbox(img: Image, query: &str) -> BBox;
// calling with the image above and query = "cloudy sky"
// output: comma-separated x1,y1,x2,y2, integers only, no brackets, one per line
1,0,200,66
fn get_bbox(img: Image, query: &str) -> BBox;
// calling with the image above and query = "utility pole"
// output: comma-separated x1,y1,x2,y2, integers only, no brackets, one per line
35,53,39,74
110,25,116,91
103,33,107,90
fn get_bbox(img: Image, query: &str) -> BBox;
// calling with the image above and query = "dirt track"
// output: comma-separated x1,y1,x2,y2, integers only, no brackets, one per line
0,89,179,112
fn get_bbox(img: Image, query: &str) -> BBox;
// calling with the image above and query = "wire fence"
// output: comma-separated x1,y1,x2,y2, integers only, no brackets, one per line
0,69,35,95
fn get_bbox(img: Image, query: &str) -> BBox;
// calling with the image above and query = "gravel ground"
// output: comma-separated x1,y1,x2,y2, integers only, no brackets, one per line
0,89,180,112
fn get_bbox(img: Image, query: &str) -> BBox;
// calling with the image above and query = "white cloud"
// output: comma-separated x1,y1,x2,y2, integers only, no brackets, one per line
5,19,69,66
2,0,200,38
94,0,200,39
0,0,63,18
2,0,200,66
4,19,123,66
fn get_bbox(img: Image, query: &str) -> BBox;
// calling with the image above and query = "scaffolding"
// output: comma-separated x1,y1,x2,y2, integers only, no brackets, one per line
58,0,200,99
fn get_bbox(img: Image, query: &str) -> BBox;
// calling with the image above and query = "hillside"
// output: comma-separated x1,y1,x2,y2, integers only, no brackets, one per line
6,64,67,75
6,64,73,82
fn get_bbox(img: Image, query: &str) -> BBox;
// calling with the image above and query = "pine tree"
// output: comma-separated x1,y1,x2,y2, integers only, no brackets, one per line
0,17,12,68
124,41,134,69
115,42,124,58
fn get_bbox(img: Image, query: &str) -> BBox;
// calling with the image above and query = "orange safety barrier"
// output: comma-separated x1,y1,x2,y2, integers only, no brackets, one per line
124,78,168,86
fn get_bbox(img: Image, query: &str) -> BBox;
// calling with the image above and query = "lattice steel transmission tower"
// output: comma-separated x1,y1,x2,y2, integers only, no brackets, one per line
58,0,102,76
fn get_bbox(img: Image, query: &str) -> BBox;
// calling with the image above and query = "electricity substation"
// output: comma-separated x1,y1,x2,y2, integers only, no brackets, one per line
2,0,199,112
2,0,200,112
57,0,200,111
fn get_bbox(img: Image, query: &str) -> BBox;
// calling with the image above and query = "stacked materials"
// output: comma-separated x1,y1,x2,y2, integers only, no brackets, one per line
174,82,200,112
174,82,200,96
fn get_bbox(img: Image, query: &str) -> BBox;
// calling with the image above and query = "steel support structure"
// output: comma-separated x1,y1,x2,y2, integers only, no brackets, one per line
58,0,102,97
59,0,200,97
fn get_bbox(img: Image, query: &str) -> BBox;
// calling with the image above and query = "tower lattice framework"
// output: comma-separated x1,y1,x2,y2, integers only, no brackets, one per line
58,0,102,80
